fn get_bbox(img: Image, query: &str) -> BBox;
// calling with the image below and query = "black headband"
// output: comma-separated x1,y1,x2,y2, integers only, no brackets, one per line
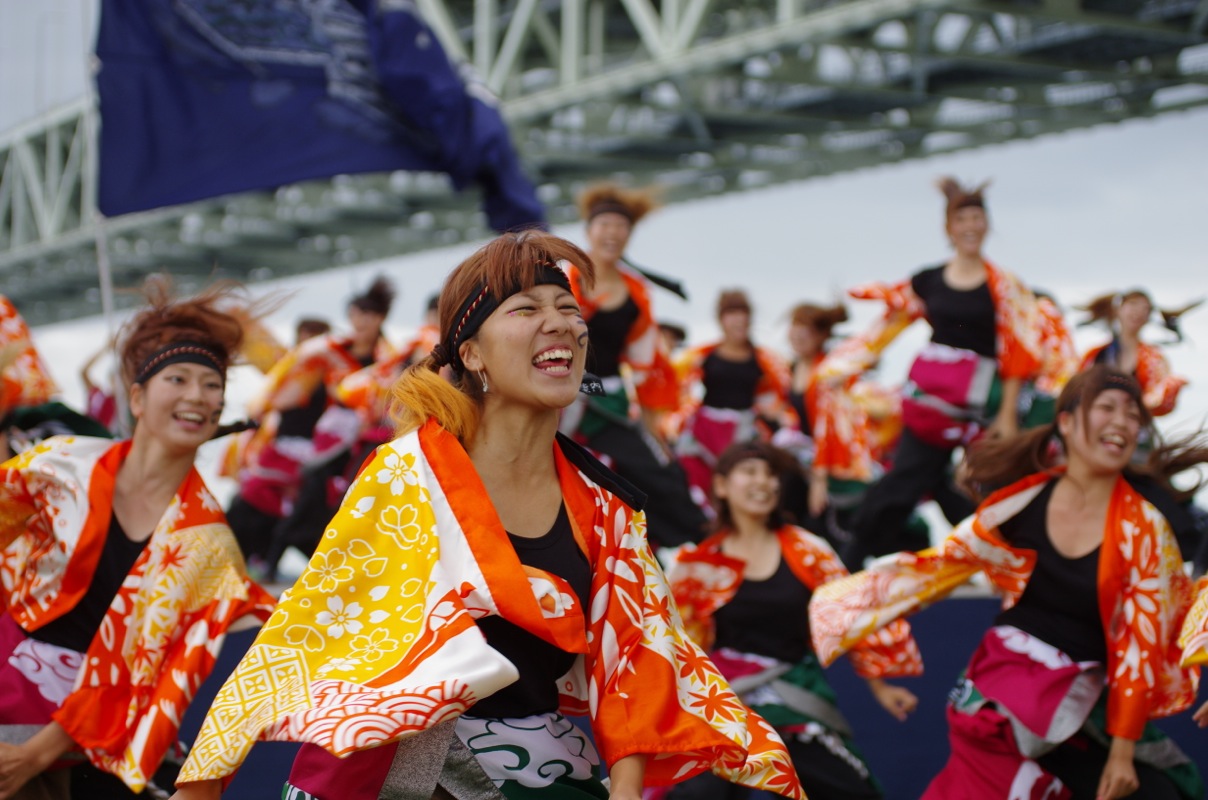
133,342,226,385
587,201,634,222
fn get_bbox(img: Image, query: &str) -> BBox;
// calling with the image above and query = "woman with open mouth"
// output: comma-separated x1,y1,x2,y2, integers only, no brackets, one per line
170,231,804,800
0,277,276,799
667,440,921,800
811,365,1208,800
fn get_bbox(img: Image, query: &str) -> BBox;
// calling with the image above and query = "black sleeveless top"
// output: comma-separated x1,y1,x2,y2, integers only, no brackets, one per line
912,265,997,358
586,296,640,378
701,351,764,410
713,555,814,664
31,514,149,653
995,483,1107,663
471,505,592,717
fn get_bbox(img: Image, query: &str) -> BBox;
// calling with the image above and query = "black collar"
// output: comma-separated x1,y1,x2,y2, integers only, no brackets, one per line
555,432,647,512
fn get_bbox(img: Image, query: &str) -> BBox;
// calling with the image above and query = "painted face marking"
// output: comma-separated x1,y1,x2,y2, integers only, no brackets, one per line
574,315,589,349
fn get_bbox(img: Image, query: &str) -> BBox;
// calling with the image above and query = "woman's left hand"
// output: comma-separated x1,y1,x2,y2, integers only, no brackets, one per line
986,411,1018,440
1194,701,1208,728
867,678,918,722
0,742,49,800
0,722,75,799
807,472,828,518
608,754,647,800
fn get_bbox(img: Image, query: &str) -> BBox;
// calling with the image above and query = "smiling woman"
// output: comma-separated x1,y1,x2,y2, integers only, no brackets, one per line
810,365,1208,800
169,230,806,800
0,276,276,800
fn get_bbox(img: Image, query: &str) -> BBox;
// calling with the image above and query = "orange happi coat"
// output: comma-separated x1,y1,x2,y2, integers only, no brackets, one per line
0,436,275,791
179,419,805,799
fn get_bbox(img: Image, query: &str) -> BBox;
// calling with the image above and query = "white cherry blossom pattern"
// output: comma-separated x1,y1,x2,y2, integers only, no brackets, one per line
316,595,365,639
375,449,421,496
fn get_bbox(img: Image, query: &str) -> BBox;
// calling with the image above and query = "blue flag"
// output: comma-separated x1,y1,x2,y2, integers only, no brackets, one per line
95,0,545,232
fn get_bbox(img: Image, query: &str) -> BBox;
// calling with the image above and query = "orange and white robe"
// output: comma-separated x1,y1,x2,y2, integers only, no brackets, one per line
0,436,275,791
811,471,1200,741
671,525,922,679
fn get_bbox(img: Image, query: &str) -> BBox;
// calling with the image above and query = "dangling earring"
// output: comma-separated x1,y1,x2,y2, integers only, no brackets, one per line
478,370,488,393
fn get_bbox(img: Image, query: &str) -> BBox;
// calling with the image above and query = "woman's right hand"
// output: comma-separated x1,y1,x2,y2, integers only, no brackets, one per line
1096,738,1139,800
169,780,223,800
1194,701,1208,728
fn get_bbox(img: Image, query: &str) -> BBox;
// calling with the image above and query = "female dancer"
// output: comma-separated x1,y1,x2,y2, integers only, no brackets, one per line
1079,289,1195,417
812,365,1206,799
0,278,275,799
673,290,792,507
563,182,706,548
170,231,803,800
780,301,904,533
842,177,1042,565
227,277,397,568
668,441,921,800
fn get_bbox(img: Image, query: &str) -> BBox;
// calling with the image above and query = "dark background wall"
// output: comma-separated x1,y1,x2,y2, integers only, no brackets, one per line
182,597,1208,799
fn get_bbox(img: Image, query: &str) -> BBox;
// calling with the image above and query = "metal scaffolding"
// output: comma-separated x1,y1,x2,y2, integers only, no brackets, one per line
2,0,1206,324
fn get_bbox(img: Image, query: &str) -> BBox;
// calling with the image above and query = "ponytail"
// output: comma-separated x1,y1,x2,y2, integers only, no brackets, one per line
962,424,1059,500
390,356,481,442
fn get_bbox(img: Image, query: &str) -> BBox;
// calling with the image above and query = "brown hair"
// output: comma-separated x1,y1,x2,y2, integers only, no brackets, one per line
789,302,848,337
349,276,396,317
391,231,595,442
577,182,661,225
1079,289,1151,328
716,289,752,319
118,275,246,388
963,365,1208,501
712,440,801,532
295,317,332,341
937,176,988,221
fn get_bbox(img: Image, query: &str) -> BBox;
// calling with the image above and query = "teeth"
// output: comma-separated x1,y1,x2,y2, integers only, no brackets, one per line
534,349,572,364
176,412,205,423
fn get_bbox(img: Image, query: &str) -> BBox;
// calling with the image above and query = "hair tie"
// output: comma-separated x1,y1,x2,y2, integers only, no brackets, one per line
430,343,452,368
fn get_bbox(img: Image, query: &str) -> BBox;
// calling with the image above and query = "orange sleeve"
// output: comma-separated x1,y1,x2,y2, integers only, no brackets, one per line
986,265,1042,381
